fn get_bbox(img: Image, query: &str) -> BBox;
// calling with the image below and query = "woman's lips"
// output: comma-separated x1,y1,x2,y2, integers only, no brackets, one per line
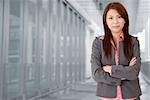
112,26,120,28
112,25,120,27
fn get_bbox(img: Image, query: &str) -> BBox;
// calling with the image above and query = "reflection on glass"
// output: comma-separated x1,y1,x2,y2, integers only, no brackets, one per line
39,0,49,91
6,0,21,99
25,0,38,98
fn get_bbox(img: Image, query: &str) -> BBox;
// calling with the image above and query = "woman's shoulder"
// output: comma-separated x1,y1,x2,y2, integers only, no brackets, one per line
96,35,104,40
92,35,104,45
130,35,138,41
130,35,137,39
130,35,139,44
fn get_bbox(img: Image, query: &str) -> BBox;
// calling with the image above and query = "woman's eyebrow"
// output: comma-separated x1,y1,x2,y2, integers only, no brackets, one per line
107,14,121,17
107,15,113,17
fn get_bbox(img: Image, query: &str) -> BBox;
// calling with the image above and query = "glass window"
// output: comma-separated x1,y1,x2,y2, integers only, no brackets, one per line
0,0,3,57
39,0,49,91
25,0,38,98
8,0,21,63
49,15,58,89
6,0,22,99
0,0,2,41
51,0,58,15
63,2,67,22
0,0,3,100
69,8,73,25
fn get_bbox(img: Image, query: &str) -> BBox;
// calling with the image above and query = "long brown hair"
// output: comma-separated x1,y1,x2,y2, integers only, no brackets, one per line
103,2,132,59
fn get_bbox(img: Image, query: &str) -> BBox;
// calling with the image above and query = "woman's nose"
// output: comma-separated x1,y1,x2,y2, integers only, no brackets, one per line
113,18,119,23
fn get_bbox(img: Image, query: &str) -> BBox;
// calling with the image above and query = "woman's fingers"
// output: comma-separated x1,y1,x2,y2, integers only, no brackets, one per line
129,57,137,66
129,61,136,66
102,66,112,73
130,57,136,63
130,57,136,62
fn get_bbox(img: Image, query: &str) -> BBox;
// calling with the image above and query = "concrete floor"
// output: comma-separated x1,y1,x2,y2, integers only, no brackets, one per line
36,72,150,100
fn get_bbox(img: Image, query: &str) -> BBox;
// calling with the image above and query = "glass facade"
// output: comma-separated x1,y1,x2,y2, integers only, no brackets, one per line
0,0,3,100
0,0,86,99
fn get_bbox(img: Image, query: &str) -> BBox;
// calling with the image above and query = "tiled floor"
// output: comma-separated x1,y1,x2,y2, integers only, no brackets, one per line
37,72,150,100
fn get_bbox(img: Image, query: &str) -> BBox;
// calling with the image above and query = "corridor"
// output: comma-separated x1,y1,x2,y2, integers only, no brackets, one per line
35,73,150,100
0,0,150,100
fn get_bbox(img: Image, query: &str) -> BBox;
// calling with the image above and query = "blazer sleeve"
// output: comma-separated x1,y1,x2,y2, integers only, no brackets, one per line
111,37,141,80
91,37,121,85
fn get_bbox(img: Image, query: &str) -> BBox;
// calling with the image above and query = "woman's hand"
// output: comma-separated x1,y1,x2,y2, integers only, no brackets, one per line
129,57,137,66
102,65,112,74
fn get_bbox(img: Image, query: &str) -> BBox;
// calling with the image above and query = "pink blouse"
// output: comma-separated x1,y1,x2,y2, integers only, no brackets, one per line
100,32,134,100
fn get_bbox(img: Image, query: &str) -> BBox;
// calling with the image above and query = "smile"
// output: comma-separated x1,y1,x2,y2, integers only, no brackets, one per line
112,26,120,28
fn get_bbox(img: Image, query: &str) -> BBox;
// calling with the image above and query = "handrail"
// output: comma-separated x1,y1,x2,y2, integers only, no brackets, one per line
142,59,150,62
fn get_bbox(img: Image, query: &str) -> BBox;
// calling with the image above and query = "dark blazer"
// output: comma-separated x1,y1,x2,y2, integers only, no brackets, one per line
91,36,142,99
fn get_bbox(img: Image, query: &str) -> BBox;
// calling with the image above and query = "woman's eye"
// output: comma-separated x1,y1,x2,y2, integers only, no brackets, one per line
109,17,113,19
118,16,122,18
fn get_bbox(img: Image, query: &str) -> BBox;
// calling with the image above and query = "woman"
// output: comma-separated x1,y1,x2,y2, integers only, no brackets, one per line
91,2,141,100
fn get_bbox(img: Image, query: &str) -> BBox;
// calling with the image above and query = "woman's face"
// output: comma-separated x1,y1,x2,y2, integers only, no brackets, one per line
106,9,125,34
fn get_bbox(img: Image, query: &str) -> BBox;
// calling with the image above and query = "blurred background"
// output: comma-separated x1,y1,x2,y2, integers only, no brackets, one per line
0,0,150,100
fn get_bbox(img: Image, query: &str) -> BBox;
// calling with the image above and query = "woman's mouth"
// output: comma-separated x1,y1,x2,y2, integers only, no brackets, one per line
112,25,120,27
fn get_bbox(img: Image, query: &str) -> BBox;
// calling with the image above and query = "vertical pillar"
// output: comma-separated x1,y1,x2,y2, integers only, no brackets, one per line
0,0,3,99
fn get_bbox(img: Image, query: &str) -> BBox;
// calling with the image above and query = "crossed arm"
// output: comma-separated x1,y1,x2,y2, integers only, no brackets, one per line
91,37,141,85
103,57,137,74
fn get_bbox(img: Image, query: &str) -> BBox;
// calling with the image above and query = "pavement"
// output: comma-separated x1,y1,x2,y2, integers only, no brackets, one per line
36,72,150,100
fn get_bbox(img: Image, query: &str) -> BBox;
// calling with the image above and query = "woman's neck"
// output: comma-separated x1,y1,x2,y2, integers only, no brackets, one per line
111,32,122,48
112,32,120,42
